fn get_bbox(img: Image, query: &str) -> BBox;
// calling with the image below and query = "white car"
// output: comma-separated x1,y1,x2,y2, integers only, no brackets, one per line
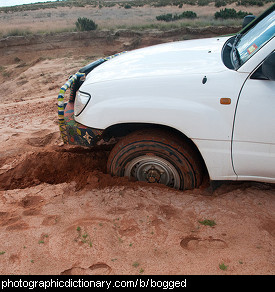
58,4,275,190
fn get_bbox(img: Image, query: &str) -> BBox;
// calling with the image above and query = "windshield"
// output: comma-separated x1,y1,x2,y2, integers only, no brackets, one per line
233,10,275,68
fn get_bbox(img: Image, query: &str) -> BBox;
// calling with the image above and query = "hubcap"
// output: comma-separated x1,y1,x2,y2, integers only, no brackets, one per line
124,156,181,189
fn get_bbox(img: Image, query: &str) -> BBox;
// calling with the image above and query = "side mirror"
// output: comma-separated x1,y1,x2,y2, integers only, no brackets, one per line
242,15,256,28
262,52,275,81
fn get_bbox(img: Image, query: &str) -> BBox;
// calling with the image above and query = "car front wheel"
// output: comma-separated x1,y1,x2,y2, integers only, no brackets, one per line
107,129,203,190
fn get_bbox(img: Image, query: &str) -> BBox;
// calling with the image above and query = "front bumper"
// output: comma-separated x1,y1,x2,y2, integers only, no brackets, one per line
63,101,103,147
58,72,103,147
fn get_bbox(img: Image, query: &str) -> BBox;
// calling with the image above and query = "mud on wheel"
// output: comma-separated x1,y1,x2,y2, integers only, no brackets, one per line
107,129,204,190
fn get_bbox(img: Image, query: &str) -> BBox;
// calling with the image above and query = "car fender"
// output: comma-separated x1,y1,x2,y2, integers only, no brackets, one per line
77,71,247,142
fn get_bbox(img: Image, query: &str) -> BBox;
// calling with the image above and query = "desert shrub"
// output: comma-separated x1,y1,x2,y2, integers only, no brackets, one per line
156,13,173,21
215,0,227,7
156,11,197,22
152,0,197,7
237,0,264,6
197,0,211,6
75,17,97,31
124,4,132,9
177,11,197,19
215,8,252,19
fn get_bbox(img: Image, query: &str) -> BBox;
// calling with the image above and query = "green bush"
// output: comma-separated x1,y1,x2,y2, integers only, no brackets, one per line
156,11,197,22
197,0,211,6
156,13,173,22
237,0,264,6
177,11,197,19
215,0,227,7
75,17,97,31
214,8,252,19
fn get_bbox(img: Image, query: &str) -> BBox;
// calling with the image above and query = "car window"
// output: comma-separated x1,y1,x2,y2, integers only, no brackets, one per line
236,10,275,66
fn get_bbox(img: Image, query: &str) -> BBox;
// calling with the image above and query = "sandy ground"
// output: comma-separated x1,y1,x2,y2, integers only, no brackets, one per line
0,5,274,276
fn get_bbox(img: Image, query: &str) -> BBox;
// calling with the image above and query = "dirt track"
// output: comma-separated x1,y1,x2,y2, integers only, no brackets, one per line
0,27,274,275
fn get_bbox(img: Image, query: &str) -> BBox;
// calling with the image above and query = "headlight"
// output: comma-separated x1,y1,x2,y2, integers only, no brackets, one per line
74,91,91,116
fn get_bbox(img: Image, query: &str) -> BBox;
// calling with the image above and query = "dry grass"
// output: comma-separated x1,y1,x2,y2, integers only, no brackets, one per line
0,3,271,36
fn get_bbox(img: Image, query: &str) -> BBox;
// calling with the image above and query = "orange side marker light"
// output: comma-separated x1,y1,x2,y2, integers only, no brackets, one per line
220,98,231,105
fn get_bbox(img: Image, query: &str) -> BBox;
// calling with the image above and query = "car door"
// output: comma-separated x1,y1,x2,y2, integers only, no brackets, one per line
232,51,275,182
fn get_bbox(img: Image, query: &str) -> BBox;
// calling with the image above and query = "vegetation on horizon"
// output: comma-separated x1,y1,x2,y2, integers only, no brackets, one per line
0,0,273,37
156,10,197,21
214,7,252,18
0,0,274,12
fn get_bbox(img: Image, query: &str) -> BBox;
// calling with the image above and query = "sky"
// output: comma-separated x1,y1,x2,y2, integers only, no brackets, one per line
0,0,57,7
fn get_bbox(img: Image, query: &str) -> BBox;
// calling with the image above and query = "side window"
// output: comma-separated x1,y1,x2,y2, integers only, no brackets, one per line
251,51,275,80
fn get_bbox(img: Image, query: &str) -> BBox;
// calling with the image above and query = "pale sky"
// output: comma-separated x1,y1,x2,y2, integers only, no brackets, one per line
0,0,56,7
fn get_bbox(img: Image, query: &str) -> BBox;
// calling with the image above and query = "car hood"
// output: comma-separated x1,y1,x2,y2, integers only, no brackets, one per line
84,36,230,85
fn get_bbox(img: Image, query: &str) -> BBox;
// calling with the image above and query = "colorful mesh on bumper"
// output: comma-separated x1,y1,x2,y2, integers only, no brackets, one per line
57,73,103,147
63,101,103,146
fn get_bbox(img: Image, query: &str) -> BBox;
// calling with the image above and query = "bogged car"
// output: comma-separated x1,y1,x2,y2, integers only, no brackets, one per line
57,4,275,190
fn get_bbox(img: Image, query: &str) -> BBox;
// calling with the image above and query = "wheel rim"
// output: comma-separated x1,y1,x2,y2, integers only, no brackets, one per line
124,155,181,189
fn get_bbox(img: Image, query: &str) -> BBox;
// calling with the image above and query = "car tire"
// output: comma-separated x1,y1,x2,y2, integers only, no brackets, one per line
107,129,203,190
